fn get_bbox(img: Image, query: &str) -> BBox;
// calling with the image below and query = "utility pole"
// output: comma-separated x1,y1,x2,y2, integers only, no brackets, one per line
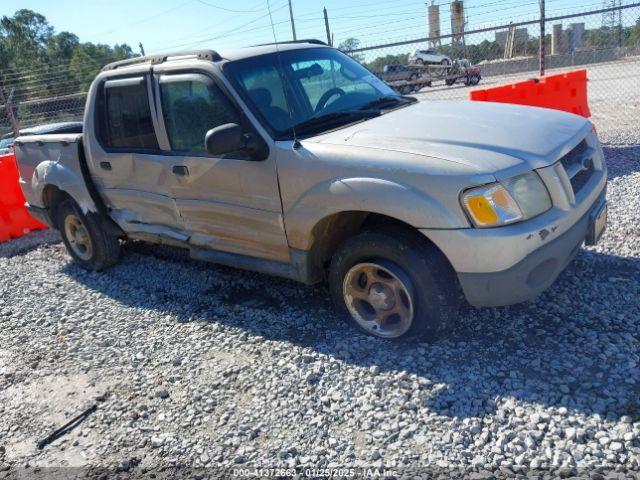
288,0,297,41
323,8,332,46
0,85,19,137
139,42,146,56
539,0,546,76
617,0,623,47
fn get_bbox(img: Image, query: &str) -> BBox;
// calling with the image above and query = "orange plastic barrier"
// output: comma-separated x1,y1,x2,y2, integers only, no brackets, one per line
0,152,47,243
469,69,591,118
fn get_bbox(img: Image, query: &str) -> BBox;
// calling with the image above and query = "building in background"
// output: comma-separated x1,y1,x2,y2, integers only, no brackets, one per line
552,24,566,55
427,2,441,49
495,28,529,57
568,22,585,51
450,1,465,58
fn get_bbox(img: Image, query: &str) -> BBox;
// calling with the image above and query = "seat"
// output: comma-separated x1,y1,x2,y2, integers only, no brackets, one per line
247,88,291,132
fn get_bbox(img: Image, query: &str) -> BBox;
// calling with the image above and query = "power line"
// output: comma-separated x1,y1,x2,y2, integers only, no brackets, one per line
145,0,289,51
93,0,196,37
194,0,264,13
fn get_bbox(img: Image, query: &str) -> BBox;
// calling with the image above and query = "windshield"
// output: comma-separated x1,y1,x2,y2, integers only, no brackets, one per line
224,47,409,139
0,138,13,148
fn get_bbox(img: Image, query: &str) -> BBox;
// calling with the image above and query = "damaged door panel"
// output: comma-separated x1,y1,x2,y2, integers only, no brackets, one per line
154,71,289,262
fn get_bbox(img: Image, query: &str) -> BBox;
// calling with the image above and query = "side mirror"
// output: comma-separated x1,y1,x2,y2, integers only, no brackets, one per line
205,123,268,160
205,123,243,156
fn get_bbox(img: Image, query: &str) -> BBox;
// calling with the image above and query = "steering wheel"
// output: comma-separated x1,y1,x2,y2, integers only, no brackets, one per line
315,87,346,113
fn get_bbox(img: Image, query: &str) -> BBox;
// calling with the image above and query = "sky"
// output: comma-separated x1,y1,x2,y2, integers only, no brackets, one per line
0,0,630,55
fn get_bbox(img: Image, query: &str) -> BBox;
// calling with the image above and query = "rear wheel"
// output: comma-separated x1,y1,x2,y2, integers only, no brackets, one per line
329,229,459,341
57,199,121,271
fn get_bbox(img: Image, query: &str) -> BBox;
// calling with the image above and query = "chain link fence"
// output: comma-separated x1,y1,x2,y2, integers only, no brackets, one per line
1,3,639,140
344,3,640,138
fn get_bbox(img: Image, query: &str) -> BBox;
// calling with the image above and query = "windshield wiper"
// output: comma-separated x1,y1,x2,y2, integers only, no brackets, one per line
289,110,380,136
359,95,416,111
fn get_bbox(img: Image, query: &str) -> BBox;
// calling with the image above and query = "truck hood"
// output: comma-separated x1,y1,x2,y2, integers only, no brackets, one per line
308,100,591,178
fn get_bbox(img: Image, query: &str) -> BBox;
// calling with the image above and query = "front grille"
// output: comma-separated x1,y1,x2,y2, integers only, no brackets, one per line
570,165,593,193
559,139,594,195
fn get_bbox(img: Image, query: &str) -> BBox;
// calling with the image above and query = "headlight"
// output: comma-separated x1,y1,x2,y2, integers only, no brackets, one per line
462,172,551,228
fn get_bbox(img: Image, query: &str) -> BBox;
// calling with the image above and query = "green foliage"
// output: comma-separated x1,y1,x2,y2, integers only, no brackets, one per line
337,37,364,62
0,9,136,130
365,53,408,74
0,10,135,99
69,45,101,91
628,17,640,47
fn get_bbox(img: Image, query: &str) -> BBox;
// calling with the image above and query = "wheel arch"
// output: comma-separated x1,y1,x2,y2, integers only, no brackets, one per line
285,176,458,251
41,184,72,226
303,210,452,281
33,160,99,215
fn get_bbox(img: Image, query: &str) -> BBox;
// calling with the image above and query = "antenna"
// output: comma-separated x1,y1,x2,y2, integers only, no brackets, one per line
266,0,300,148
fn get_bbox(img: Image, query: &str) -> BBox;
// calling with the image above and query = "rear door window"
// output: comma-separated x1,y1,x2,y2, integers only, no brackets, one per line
103,77,159,149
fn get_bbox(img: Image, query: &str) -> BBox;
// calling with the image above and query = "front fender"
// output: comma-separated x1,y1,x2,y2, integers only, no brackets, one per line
284,176,462,250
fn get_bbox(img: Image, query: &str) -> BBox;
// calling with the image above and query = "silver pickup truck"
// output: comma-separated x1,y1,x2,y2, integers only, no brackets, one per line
15,41,607,340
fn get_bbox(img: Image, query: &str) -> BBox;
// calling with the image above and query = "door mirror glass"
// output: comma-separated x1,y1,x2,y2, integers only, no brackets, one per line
205,123,243,156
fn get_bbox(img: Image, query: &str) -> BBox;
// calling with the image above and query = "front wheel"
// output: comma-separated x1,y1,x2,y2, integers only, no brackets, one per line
329,229,459,341
57,199,121,271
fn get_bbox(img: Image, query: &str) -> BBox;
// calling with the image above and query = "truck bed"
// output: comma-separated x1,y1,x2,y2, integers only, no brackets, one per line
14,133,98,218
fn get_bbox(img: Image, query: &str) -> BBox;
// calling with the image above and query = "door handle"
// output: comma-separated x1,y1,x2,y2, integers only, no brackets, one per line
100,161,112,170
172,165,189,176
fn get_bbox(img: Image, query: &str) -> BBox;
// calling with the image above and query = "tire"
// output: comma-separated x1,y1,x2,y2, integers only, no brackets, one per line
415,58,424,65
56,198,121,271
446,78,456,86
441,58,450,65
329,229,460,341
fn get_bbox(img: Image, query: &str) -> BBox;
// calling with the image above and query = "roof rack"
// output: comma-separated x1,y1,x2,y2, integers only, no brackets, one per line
102,49,221,71
251,39,327,48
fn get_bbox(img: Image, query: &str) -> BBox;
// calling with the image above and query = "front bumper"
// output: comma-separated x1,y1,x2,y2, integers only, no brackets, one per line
455,191,606,307
420,161,607,308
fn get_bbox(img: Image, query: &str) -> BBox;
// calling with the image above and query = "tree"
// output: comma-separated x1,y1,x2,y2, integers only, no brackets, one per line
628,17,640,48
0,9,53,72
69,45,101,91
337,37,364,62
0,9,136,132
47,31,80,62
366,53,409,74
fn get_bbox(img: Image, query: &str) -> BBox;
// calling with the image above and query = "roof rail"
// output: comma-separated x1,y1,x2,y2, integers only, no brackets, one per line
102,49,222,71
251,39,328,47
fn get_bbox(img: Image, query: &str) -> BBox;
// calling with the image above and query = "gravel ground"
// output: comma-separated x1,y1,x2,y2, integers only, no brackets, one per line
1,136,639,478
